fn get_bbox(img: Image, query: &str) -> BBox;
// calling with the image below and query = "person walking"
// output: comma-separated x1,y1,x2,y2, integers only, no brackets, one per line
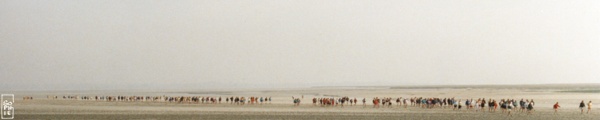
553,102,560,114
526,102,534,115
580,100,586,114
587,101,592,114
507,101,513,117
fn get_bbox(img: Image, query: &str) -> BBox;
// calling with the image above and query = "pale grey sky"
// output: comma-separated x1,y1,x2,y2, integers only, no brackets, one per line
1,0,599,90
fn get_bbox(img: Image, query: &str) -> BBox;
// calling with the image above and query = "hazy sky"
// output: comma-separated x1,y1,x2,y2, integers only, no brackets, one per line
1,0,599,90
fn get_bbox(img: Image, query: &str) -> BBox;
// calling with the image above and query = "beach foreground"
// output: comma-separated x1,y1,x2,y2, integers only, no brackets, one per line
16,100,599,120
9,85,600,119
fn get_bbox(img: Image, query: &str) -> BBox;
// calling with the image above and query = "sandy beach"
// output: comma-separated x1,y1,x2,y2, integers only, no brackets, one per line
6,84,599,119
14,100,600,120
4,0,600,119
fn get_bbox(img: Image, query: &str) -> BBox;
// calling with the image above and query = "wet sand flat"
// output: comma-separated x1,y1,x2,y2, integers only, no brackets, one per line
8,85,600,119
15,100,599,120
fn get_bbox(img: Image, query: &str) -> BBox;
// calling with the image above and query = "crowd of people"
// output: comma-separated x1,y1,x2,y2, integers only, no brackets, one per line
300,96,594,116
580,100,593,114
48,95,272,105
23,96,33,100
227,96,273,105
310,96,358,107
43,94,594,115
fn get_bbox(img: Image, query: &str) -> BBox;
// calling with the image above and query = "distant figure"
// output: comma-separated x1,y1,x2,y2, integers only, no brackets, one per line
348,99,354,106
526,102,534,115
512,99,518,111
553,102,560,114
373,97,379,108
293,98,301,106
466,99,471,110
481,98,486,112
234,97,239,104
475,99,480,112
362,98,366,106
458,100,462,110
403,98,408,108
259,97,264,104
488,99,494,112
506,101,513,116
587,101,592,114
519,99,525,112
453,99,458,110
580,100,586,114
